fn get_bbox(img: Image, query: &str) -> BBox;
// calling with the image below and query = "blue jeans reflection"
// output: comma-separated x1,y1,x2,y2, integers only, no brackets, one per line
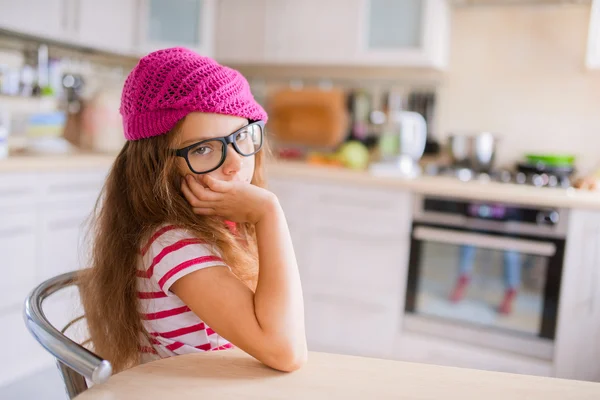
451,245,521,314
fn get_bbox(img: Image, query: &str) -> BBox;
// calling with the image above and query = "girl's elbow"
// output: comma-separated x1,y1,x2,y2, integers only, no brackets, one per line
265,342,308,372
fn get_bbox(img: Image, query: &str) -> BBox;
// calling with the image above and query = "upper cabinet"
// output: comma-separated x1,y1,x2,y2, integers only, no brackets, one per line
587,0,600,69
0,0,67,41
262,0,362,65
214,0,268,63
358,0,451,68
0,0,449,68
136,0,215,57
75,0,137,54
215,0,451,69
0,0,136,55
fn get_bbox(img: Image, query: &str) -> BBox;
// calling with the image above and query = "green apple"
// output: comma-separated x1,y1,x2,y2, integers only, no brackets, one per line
336,141,370,170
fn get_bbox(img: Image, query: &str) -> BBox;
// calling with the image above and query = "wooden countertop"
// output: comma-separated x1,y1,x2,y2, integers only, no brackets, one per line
76,349,599,399
267,161,600,211
0,152,116,172
1,153,600,210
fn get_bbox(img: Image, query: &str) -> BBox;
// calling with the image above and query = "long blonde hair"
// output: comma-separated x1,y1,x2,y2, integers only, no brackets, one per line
78,122,265,372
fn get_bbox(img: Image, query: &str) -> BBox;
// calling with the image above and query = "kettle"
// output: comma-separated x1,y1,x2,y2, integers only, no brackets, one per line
370,111,427,177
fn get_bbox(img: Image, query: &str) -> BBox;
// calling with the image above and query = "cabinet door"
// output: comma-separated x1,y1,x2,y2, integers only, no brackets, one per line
214,0,267,63
554,210,600,381
263,0,361,64
0,309,54,387
39,203,94,281
137,0,215,56
587,0,600,69
76,0,136,54
0,209,38,313
305,291,398,358
357,0,450,68
0,0,67,40
304,229,408,298
267,178,314,286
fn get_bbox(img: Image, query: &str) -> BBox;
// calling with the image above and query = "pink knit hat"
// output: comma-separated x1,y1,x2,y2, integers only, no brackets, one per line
120,47,267,141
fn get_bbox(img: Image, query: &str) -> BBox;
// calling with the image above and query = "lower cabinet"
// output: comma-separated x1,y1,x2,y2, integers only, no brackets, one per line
0,167,107,388
268,176,412,359
554,209,600,381
305,290,400,359
394,332,553,377
0,209,38,313
39,201,96,281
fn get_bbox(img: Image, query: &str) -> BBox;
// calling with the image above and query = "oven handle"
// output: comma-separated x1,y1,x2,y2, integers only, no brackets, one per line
413,226,556,257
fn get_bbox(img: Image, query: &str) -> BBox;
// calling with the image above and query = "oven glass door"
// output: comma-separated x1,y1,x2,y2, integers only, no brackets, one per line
405,223,564,340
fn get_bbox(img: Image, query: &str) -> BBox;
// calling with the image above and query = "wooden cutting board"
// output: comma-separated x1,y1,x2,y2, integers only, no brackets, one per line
267,88,349,149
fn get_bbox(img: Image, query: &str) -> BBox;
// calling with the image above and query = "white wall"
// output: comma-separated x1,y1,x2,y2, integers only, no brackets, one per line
437,4,600,174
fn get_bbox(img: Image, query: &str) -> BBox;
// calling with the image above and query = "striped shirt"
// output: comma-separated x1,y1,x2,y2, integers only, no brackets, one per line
137,224,233,361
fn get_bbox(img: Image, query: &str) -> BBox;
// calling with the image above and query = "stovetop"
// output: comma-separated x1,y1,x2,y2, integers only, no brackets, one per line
424,164,573,189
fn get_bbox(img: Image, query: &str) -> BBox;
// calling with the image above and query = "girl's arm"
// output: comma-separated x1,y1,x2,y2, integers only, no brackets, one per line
171,175,307,372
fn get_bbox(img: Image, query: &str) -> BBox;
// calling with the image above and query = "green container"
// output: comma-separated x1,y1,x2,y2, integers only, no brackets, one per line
525,154,576,167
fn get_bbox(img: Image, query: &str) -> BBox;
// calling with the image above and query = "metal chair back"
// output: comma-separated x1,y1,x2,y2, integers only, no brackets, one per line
23,271,112,399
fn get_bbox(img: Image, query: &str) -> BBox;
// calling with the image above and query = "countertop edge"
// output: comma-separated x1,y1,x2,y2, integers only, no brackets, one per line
1,155,599,211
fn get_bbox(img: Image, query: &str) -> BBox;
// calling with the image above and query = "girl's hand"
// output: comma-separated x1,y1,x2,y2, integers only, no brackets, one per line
181,175,278,224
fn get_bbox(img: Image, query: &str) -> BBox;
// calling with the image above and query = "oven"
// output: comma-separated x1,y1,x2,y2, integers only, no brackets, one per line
403,194,568,360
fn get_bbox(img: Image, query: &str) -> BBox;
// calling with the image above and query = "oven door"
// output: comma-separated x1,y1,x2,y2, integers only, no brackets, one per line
404,223,565,360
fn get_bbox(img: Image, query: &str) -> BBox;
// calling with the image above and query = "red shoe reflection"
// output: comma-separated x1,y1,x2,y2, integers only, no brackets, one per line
499,288,517,315
450,275,470,303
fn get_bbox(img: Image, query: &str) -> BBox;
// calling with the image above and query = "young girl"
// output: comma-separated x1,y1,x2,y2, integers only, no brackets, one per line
79,47,307,373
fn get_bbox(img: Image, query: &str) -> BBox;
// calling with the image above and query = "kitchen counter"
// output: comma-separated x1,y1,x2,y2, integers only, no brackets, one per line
76,349,600,399
267,161,600,210
0,152,117,172
2,153,599,210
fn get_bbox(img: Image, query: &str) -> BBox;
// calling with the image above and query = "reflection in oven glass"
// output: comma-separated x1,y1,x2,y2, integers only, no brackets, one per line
417,242,547,336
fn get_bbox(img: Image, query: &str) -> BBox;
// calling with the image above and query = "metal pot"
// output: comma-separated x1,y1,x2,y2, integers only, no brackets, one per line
448,132,498,172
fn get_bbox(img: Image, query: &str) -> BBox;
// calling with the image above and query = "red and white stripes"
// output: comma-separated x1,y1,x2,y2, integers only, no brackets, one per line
136,225,233,358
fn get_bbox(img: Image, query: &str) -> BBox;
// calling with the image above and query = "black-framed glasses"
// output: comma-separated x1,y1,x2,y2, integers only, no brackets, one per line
174,120,265,174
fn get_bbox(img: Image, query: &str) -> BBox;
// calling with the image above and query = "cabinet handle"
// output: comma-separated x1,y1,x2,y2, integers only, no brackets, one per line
592,225,600,313
47,182,102,194
48,217,87,230
61,0,69,30
73,0,81,33
318,194,393,211
0,226,33,237
0,187,33,197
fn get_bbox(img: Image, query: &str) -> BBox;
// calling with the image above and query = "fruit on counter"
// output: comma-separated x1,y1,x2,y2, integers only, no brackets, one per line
335,141,370,170
306,152,343,167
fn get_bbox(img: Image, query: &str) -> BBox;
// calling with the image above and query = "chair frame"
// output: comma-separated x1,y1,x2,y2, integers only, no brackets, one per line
23,271,112,399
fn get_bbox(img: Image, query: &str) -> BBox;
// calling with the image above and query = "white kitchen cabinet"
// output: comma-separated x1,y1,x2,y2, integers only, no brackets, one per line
216,0,450,68
0,309,54,388
262,0,362,64
302,184,411,358
0,0,137,55
394,332,553,377
0,0,67,41
0,209,38,312
216,0,360,64
76,0,137,54
137,0,215,57
357,0,451,68
268,173,413,359
305,291,399,359
0,167,108,390
214,0,268,63
587,0,600,69
38,203,93,281
554,209,600,382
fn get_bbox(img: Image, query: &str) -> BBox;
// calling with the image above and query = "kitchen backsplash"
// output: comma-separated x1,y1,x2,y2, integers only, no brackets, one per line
239,3,600,174
437,4,600,174
1,3,598,173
